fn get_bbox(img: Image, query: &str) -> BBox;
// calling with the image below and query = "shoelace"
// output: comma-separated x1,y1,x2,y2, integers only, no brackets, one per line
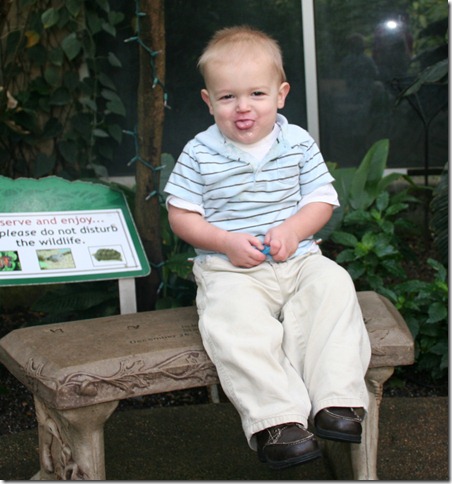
266,423,306,445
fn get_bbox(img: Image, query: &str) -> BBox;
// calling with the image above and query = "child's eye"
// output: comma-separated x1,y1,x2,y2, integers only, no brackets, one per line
219,94,234,100
252,91,266,97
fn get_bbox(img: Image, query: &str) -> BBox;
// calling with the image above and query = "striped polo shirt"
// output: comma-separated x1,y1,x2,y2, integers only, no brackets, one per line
164,114,335,259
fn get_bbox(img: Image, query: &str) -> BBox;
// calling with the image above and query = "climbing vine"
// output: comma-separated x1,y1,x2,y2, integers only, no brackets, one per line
0,0,125,179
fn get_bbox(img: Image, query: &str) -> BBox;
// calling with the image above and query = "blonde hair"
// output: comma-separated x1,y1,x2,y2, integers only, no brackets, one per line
198,25,286,82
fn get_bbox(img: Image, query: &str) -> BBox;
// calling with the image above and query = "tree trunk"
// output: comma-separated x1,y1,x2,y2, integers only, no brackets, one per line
134,0,165,311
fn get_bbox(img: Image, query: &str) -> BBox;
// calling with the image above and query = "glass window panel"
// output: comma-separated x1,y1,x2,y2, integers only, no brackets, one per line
103,0,307,176
314,0,448,172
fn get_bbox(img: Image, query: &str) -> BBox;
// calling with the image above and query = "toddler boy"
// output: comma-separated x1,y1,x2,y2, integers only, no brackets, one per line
164,25,371,470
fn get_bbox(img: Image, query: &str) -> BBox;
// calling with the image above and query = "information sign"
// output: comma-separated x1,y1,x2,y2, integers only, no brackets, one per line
0,176,150,286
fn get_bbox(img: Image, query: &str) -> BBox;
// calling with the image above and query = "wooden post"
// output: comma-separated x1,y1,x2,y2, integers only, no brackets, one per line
134,0,166,310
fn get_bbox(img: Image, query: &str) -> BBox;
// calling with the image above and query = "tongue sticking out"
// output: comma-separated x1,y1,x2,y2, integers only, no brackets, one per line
236,119,254,130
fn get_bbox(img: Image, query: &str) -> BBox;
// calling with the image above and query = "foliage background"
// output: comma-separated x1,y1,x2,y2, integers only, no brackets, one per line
0,0,448,384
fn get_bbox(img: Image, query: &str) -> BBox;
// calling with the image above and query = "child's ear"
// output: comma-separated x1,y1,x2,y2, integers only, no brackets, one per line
201,89,214,115
277,82,291,109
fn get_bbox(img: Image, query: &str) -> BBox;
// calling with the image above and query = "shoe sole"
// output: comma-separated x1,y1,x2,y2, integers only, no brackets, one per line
262,448,323,470
314,426,361,444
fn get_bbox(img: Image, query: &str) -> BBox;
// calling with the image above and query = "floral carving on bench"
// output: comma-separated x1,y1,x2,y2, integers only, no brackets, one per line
25,350,217,400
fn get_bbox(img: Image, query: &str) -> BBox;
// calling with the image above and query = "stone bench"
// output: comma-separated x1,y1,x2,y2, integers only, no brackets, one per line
0,290,414,480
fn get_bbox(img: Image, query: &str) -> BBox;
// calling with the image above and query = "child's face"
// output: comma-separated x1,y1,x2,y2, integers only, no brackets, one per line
201,53,290,145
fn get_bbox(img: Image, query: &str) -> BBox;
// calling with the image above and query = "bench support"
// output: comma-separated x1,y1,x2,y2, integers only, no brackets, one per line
320,366,394,480
32,397,118,480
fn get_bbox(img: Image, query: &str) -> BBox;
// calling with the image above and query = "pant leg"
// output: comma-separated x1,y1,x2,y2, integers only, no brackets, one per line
279,253,371,418
193,256,312,449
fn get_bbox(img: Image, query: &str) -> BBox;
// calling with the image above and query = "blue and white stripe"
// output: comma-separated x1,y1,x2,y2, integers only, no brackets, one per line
164,114,334,257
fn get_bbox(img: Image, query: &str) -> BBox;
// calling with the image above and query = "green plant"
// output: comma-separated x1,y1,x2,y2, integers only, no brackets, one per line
0,0,125,179
321,139,447,381
329,196,416,295
30,280,119,324
429,162,448,267
157,203,197,309
318,139,419,295
391,259,448,380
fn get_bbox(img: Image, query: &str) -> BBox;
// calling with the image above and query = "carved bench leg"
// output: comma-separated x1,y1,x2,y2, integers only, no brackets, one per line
319,366,394,480
32,396,119,480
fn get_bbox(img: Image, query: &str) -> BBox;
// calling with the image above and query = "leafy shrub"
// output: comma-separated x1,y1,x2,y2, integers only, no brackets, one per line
321,139,448,380
391,259,448,379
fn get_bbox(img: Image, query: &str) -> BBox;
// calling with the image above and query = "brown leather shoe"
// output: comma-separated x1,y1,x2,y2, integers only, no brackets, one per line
256,422,322,469
314,407,363,443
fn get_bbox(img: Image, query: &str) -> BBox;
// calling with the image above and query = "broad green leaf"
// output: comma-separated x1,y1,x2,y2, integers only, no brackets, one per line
44,65,61,87
386,203,409,216
374,242,398,258
361,231,377,247
379,220,395,235
41,8,59,29
349,166,369,210
335,249,356,263
331,231,358,247
71,112,92,140
65,0,81,17
375,191,389,212
344,209,372,224
89,162,109,178
109,11,125,26
48,47,64,66
331,166,355,207
350,140,389,210
38,96,51,112
80,97,97,112
34,153,56,177
107,52,122,67
42,117,63,138
86,11,102,34
106,99,125,116
403,59,448,97
63,71,80,91
49,87,71,106
98,141,113,160
93,128,109,138
102,22,116,36
427,258,447,281
378,172,403,192
427,302,448,324
101,89,120,101
61,33,82,61
96,0,110,12
58,140,79,164
108,124,123,143
97,73,116,89
346,262,366,280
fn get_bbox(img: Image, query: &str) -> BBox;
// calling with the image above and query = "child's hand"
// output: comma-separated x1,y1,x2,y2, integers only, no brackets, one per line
223,233,267,268
264,226,299,262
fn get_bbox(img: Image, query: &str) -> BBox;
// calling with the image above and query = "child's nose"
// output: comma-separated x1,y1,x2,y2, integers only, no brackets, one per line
236,97,250,112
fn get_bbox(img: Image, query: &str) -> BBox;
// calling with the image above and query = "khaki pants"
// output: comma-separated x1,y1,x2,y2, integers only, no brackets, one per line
193,252,371,450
